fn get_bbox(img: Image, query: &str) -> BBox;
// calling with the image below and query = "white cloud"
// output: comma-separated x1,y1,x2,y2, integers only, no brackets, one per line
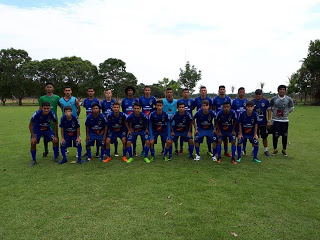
1,0,320,94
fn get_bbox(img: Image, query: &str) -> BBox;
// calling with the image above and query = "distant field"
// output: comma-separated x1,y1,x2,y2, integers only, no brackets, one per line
0,105,319,239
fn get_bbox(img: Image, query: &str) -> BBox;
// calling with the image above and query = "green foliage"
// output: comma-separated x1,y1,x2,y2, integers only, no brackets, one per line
178,61,202,94
158,78,183,97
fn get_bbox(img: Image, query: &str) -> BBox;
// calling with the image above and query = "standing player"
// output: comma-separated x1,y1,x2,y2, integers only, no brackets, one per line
103,102,128,162
29,102,59,166
126,102,150,163
215,102,237,164
59,106,82,164
237,101,261,163
170,102,194,160
85,103,107,162
270,85,294,157
252,89,271,156
59,86,81,117
177,88,196,154
149,100,171,161
193,100,217,161
38,82,60,157
212,85,232,157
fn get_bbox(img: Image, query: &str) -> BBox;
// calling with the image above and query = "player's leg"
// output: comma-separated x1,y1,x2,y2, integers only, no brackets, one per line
121,136,127,162
281,122,289,156
223,137,231,157
149,138,155,161
230,135,237,164
103,136,112,162
114,139,119,156
236,137,243,163
45,129,59,162
252,138,261,162
143,133,151,163
76,141,82,163
194,132,203,161
99,137,105,162
163,139,173,161
59,139,68,164
132,139,137,157
242,138,247,156
160,137,165,156
212,134,218,161
30,133,40,166
43,140,49,157
126,134,135,163
174,139,179,155
216,137,223,162
206,137,212,156
188,138,194,159
95,144,100,158
140,136,146,157
85,138,93,161
272,121,280,155
179,137,184,154
260,126,269,156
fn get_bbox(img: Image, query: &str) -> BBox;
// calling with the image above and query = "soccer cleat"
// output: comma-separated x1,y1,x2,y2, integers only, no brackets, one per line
121,156,127,162
29,161,37,167
282,149,287,157
253,158,261,163
53,157,59,162
194,155,201,161
133,151,137,157
95,153,100,158
264,151,270,156
126,157,134,163
66,150,69,154
174,150,179,155
242,150,247,156
144,157,151,163
224,152,232,157
42,151,49,157
59,159,67,164
236,158,241,163
272,149,278,156
150,157,155,162
179,149,183,154
84,158,92,162
188,155,194,160
77,160,82,164
159,150,164,156
212,156,217,162
163,156,169,161
217,158,222,163
103,157,111,163
168,156,172,161
114,152,119,157
231,158,237,164
207,151,213,157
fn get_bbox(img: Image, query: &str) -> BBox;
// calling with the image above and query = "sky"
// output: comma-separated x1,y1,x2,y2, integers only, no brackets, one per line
1,0,320,94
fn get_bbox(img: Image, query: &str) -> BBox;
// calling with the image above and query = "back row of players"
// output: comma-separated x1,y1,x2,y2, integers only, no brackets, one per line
29,83,294,166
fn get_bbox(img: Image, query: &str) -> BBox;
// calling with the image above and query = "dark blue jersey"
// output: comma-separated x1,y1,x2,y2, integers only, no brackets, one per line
121,97,139,116
193,109,216,130
231,98,249,118
83,98,100,116
59,115,80,138
238,111,258,137
252,98,270,126
139,96,157,116
216,109,237,134
149,111,169,134
107,112,127,133
171,111,193,132
177,98,196,115
101,99,117,116
127,112,149,132
194,96,212,110
30,110,57,131
85,113,107,135
212,96,232,112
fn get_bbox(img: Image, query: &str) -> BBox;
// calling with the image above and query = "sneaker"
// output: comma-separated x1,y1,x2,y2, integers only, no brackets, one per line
103,157,112,163
242,150,246,156
144,157,151,163
95,153,100,158
140,150,145,157
59,159,67,164
84,158,92,162
236,158,241,163
189,155,194,160
272,149,278,156
126,157,134,163
174,150,179,155
150,156,155,162
231,158,237,164
159,150,164,156
264,151,270,156
82,152,88,157
53,157,59,162
133,151,137,157
168,155,172,161
207,151,213,157
76,154,78,158
194,155,201,161
121,156,127,162
212,156,217,162
114,152,119,157
66,150,69,154
224,152,232,157
29,161,37,166
253,158,261,163
217,158,222,163
179,149,183,154
42,151,49,157
282,149,287,157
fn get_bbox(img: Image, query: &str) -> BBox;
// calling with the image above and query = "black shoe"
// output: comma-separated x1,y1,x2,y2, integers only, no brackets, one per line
42,151,49,157
82,152,88,157
159,150,164,156
29,161,37,166
95,152,100,158
174,150,179,155
264,151,270,156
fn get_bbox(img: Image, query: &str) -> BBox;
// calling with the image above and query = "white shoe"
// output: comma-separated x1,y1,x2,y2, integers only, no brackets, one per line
76,154,78,158
194,155,201,161
212,156,217,162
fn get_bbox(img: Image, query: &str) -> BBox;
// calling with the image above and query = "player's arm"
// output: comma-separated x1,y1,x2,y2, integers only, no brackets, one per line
254,123,258,140
267,108,272,127
170,118,174,137
192,118,198,134
86,126,90,141
60,127,65,144
76,98,81,116
76,127,81,143
238,122,243,140
231,119,236,136
288,98,294,113
29,122,37,145
215,120,221,136
188,121,192,137
103,125,108,141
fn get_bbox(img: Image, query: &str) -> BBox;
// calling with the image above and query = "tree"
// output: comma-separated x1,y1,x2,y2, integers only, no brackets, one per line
178,61,202,94
158,78,183,97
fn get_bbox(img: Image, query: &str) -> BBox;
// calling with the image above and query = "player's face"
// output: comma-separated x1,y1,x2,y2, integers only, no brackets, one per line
144,88,151,96
182,90,189,99
238,90,245,98
92,106,100,114
105,90,112,99
219,87,226,96
133,106,141,115
127,89,134,97
223,104,230,113
87,89,94,97
45,85,53,93
255,93,262,100
166,90,173,99
65,109,72,117
200,88,207,97
202,104,209,112
42,106,51,115
112,104,120,113
64,88,72,97
156,103,163,111
178,104,185,113
246,105,254,113
278,88,286,97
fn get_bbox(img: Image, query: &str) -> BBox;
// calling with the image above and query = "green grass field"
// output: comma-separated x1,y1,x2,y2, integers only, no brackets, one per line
0,105,319,239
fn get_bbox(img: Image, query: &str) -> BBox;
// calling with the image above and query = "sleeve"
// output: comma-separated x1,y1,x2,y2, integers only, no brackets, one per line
51,111,57,122
85,116,89,126
75,117,80,128
121,100,125,112
59,116,64,128
30,111,38,123
266,99,270,109
269,97,274,108
82,99,86,109
288,97,294,112
38,97,42,107
149,114,153,137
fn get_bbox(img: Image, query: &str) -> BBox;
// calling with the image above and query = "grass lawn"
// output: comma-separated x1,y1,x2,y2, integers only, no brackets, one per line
0,105,319,239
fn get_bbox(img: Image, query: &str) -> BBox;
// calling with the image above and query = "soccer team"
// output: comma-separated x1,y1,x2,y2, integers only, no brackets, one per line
29,83,294,166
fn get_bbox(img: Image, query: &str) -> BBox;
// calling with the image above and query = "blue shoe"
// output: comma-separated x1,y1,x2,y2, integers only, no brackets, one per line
99,158,104,162
59,159,67,164
140,150,145,157
29,161,37,167
253,158,261,163
84,158,92,162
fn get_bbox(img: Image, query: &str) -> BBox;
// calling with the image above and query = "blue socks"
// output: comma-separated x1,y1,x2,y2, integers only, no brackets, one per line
217,145,222,158
127,146,133,158
106,148,111,157
253,145,259,159
188,144,194,157
87,148,92,158
77,144,82,162
144,146,150,158
196,146,200,156
61,146,67,160
31,150,36,161
231,145,236,158
122,149,127,157
53,146,59,159
237,145,242,159
150,148,155,157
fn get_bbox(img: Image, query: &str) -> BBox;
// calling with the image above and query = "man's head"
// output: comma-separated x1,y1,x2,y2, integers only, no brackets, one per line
87,87,95,97
144,86,151,97
199,86,207,97
91,103,100,115
64,86,72,97
104,88,112,99
178,102,185,113
222,101,231,113
125,86,135,97
133,102,141,115
41,102,51,114
238,87,245,98
166,88,173,99
218,85,226,96
112,102,120,113
45,82,54,93
64,106,72,117
156,100,163,111
246,101,254,113
278,85,287,97
255,89,263,100
182,88,190,99
201,100,210,112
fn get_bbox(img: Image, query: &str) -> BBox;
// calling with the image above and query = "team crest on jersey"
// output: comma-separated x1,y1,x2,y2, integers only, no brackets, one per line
208,116,212,121
183,118,186,123
228,118,231,122
149,100,153,105
161,117,165,121
98,121,101,125
72,121,75,127
140,120,143,125
251,119,254,123
261,103,265,107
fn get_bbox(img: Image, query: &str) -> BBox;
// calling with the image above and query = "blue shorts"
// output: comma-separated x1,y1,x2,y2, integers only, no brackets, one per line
86,134,104,147
32,129,55,143
218,133,236,142
195,129,217,143
61,136,80,148
151,133,168,144
127,131,150,142
107,131,126,143
171,131,193,142
238,136,259,145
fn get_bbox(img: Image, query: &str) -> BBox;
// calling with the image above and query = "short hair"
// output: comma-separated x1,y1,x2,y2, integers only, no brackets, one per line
246,101,254,107
113,102,120,107
200,86,207,90
222,101,231,106
46,82,53,86
166,88,172,91
41,102,50,107
202,100,209,106
182,88,189,92
156,100,163,105
104,88,112,92
278,85,287,91
133,102,141,108
238,87,245,92
64,106,72,112
91,103,100,109
144,85,151,90
219,85,225,89
87,87,94,91
125,86,135,95
64,86,71,90
178,102,185,107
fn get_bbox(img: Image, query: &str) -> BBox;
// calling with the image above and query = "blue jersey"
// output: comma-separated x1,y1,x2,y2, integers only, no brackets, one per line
238,111,258,137
85,113,107,135
121,97,139,116
107,112,127,133
193,109,216,130
31,110,57,131
171,111,192,132
252,98,270,126
101,99,117,116
177,98,196,115
59,115,80,138
194,96,212,110
212,96,232,112
149,111,169,134
83,98,100,116
231,97,249,118
59,97,78,117
139,96,157,116
127,112,149,132
216,109,237,134
162,98,177,118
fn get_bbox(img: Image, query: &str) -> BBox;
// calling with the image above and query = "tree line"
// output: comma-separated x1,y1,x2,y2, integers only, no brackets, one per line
0,48,202,105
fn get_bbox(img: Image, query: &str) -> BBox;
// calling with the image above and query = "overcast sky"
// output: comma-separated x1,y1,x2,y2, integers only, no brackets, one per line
1,0,320,94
